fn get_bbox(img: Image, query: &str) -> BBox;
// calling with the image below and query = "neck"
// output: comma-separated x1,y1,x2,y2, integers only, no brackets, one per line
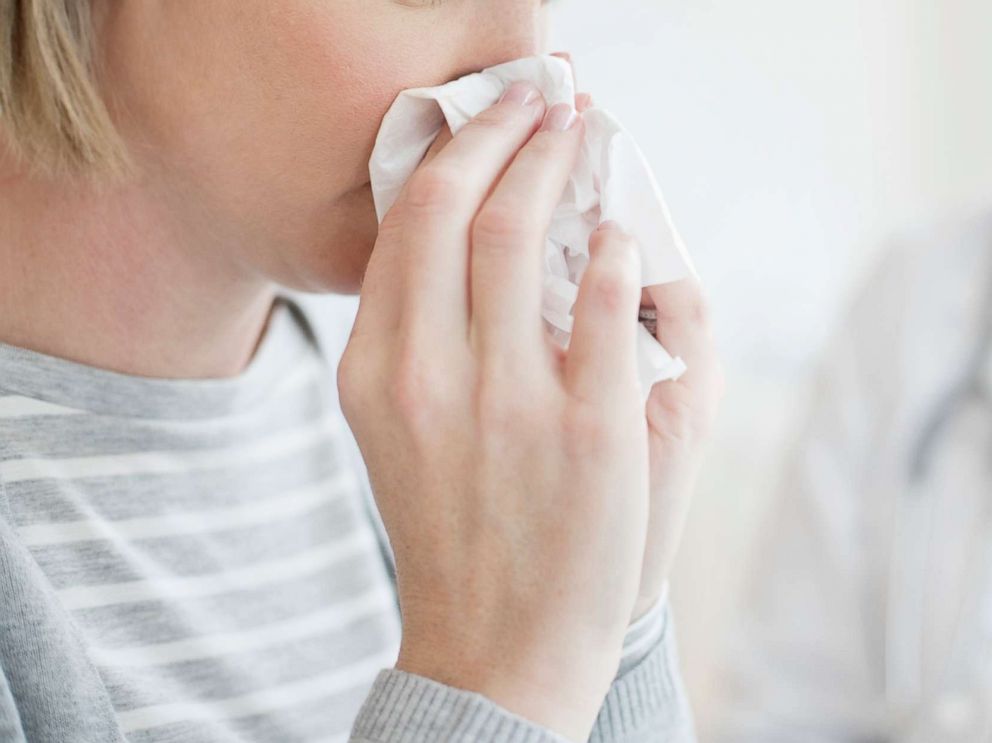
0,167,278,380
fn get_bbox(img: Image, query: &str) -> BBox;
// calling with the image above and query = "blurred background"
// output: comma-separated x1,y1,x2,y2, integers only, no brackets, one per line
544,0,992,729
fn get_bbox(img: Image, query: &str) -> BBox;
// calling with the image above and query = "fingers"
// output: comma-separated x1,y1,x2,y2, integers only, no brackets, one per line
360,84,547,347
420,122,453,167
642,278,724,440
469,102,585,372
643,278,715,382
565,222,643,405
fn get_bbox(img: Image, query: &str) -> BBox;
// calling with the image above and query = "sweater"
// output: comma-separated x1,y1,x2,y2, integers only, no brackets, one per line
0,295,695,742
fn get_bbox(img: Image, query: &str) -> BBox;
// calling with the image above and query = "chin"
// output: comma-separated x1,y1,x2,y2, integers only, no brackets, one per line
278,182,378,296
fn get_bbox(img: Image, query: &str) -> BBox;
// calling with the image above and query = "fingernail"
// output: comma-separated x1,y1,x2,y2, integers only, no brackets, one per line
540,102,578,132
576,92,594,112
499,81,541,106
596,220,621,231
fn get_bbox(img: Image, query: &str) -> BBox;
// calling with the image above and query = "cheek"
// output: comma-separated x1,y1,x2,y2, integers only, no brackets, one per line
103,0,542,291
228,5,543,291
106,3,416,200
266,40,406,192
252,7,463,193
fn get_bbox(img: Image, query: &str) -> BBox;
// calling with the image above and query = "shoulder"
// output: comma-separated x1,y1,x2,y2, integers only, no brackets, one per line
0,447,123,741
0,466,9,526
0,413,12,524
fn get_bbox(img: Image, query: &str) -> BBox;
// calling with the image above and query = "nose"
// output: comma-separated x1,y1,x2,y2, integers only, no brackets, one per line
454,2,549,75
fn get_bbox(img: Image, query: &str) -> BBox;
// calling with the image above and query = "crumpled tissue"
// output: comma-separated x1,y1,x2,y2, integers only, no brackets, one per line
368,53,695,405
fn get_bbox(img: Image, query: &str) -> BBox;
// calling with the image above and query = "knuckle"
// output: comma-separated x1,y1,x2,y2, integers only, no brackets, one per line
657,278,712,329
584,262,640,313
684,288,712,328
337,347,374,419
470,105,524,133
591,225,637,253
647,388,697,446
696,303,713,329
472,204,536,248
403,165,462,215
389,348,448,431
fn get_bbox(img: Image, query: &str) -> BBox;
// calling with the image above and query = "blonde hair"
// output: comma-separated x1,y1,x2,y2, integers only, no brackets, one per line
0,0,126,174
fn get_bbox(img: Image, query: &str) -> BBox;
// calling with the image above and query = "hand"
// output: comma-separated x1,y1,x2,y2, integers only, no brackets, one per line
631,277,724,622
571,90,724,623
337,82,650,742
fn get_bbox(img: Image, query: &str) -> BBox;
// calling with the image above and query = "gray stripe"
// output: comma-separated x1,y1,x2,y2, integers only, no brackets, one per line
6,446,345,526
73,549,396,648
28,495,360,590
0,369,326,459
101,619,394,712
0,297,405,741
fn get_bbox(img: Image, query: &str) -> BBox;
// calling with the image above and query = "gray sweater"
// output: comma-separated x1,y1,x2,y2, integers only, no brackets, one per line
0,295,695,742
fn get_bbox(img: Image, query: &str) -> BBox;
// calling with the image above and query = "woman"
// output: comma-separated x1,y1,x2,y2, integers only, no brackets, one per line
0,2,721,742
711,209,992,741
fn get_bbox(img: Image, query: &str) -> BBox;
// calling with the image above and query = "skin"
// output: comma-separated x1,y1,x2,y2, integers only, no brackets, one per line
0,1,723,739
342,86,722,740
0,0,555,377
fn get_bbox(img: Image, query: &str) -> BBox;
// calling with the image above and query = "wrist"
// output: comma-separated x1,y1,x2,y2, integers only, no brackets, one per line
396,630,618,742
630,580,669,625
619,590,668,677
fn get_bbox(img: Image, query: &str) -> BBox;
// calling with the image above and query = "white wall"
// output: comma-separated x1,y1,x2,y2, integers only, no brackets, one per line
547,0,992,720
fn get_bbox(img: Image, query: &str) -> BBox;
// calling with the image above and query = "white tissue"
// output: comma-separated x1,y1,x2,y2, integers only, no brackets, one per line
368,53,695,405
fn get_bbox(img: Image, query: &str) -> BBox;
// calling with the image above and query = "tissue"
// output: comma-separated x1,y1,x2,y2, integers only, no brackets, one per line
368,53,695,405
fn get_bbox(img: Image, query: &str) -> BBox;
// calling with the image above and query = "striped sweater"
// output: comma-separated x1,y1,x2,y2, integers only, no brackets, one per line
0,294,694,742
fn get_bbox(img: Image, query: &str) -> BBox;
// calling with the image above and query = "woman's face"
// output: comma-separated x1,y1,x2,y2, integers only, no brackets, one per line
95,0,553,293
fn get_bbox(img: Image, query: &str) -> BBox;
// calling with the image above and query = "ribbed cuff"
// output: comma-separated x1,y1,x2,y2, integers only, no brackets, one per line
351,668,571,743
590,600,695,741
617,588,668,677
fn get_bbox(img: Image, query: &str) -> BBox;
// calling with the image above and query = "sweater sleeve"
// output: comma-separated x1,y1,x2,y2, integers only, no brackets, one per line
349,596,695,743
0,474,125,743
0,664,26,743
0,473,27,743
589,597,696,742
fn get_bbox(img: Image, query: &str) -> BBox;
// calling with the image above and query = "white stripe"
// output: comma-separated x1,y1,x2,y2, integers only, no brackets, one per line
144,358,324,431
57,529,376,611
307,735,349,743
0,396,84,418
264,355,323,398
16,471,352,547
0,417,336,484
117,647,395,733
90,583,396,667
